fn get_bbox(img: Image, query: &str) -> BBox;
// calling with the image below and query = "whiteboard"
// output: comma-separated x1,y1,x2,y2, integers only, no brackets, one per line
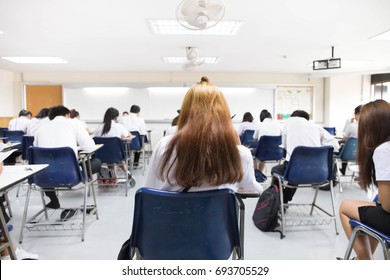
63,86,275,122
274,85,314,120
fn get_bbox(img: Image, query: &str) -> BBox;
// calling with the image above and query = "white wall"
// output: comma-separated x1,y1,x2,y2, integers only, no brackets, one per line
325,75,371,136
0,69,22,117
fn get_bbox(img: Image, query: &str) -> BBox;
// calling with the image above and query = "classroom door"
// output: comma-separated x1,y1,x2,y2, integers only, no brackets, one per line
25,85,63,116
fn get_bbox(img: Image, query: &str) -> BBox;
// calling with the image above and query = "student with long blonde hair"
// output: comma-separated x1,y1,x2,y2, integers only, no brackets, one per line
145,77,262,193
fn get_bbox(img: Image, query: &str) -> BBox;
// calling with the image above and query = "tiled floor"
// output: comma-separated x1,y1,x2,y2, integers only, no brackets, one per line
4,163,382,260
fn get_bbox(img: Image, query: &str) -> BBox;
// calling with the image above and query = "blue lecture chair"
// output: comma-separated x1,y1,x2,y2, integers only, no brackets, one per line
323,127,336,135
343,194,390,260
0,127,8,137
129,131,146,174
127,187,242,260
240,130,257,150
3,129,24,142
19,146,99,243
343,219,390,260
253,135,285,174
3,130,24,150
93,137,135,196
21,135,34,162
336,137,358,192
273,146,338,238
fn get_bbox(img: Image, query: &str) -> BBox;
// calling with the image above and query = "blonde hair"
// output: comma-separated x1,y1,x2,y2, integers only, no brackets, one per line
159,77,243,188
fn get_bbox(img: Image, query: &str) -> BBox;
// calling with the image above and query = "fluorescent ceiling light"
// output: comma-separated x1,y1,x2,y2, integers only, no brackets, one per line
149,19,242,35
163,56,220,64
1,57,67,64
370,29,390,40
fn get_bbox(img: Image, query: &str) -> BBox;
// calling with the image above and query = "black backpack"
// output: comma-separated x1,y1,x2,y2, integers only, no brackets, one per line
252,185,282,237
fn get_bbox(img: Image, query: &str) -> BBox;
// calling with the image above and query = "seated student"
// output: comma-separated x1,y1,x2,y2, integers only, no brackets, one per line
339,99,390,260
34,105,101,210
93,107,134,176
165,109,180,137
26,108,50,137
70,109,93,134
4,109,33,164
271,110,339,203
145,77,263,194
237,112,257,138
253,109,282,172
339,105,362,175
121,105,149,168
0,153,38,260
8,109,32,133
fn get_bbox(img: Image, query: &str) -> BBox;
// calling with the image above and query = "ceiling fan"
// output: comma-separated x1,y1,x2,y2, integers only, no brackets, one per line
176,0,225,30
183,47,205,71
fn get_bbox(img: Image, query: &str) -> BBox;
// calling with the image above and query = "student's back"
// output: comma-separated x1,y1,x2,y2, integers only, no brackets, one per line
145,77,262,195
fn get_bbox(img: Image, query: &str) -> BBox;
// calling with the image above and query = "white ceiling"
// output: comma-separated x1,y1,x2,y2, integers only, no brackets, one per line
0,0,390,77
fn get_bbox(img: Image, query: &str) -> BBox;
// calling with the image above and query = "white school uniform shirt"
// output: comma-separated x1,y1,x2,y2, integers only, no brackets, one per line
253,118,282,140
343,121,358,139
373,141,390,181
145,135,263,194
93,121,130,138
121,113,148,135
8,116,31,133
237,121,257,136
165,125,178,136
282,116,340,161
34,116,95,157
26,117,50,137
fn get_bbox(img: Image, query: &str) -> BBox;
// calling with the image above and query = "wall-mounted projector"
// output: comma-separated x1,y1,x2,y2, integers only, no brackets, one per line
312,46,341,71
313,58,341,70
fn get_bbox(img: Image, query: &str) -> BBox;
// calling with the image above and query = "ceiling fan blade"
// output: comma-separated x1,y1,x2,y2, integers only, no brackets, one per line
181,0,201,17
183,16,207,29
206,4,224,18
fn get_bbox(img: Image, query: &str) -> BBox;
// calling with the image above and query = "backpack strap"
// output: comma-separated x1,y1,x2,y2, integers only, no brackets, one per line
182,186,191,192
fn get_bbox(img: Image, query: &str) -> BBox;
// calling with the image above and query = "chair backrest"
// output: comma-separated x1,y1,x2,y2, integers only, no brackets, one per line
339,137,357,161
4,130,24,142
254,135,284,162
93,137,125,164
283,146,334,185
21,135,34,160
240,130,257,148
129,131,143,150
27,146,84,188
323,127,336,135
130,187,241,260
0,127,8,137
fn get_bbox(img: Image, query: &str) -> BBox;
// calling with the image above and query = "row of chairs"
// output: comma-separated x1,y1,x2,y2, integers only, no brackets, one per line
11,132,145,243
128,145,388,259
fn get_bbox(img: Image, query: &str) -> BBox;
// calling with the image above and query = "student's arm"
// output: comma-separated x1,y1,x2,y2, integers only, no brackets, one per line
236,146,263,194
74,121,95,150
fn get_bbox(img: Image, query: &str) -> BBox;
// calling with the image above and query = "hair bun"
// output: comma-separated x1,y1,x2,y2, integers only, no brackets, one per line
200,76,209,83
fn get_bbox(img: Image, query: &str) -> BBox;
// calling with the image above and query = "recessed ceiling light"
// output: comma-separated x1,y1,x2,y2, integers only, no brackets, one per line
370,29,390,40
163,56,220,64
1,57,68,64
149,19,242,35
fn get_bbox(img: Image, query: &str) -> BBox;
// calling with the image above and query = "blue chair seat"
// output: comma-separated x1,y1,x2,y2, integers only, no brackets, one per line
343,219,390,260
